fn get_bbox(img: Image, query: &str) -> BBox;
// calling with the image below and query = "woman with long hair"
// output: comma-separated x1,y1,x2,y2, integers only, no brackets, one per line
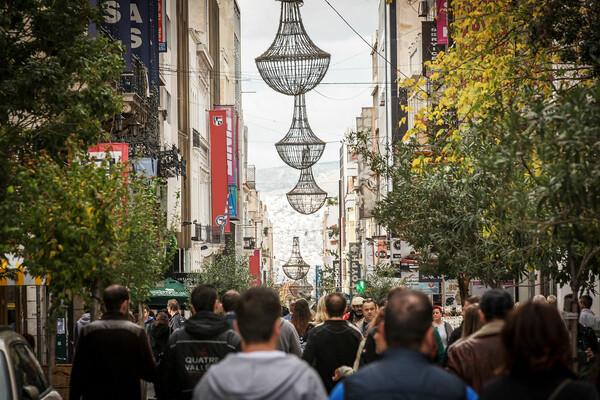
480,301,597,400
312,296,328,326
290,299,312,350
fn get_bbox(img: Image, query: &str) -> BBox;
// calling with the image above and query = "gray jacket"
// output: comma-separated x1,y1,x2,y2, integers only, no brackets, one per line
276,318,302,357
194,351,327,400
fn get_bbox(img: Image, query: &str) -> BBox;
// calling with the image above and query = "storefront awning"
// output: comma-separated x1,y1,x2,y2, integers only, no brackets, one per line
145,278,188,308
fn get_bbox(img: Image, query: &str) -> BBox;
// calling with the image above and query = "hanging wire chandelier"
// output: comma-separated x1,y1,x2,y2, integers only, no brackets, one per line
275,93,325,169
286,167,327,215
282,237,310,280
255,0,331,96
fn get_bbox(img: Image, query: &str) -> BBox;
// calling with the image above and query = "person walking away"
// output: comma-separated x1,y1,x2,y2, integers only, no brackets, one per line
144,305,155,347
330,289,477,400
73,308,91,348
276,308,303,357
151,312,171,400
194,287,327,400
302,292,362,393
443,304,483,367
168,299,185,333
480,301,598,400
221,290,240,330
579,295,600,330
432,305,453,349
446,296,480,350
357,298,377,336
344,296,364,325
446,289,513,393
70,285,157,400
161,285,240,400
290,299,313,350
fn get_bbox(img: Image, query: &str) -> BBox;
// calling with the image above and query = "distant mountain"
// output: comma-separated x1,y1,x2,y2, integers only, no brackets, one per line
255,161,339,194
255,161,339,284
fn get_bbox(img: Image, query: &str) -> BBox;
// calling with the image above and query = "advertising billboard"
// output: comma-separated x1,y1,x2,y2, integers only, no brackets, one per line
210,110,230,233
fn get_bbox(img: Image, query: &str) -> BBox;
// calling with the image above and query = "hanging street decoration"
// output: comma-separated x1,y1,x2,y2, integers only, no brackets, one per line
282,237,311,280
256,0,330,215
286,167,327,215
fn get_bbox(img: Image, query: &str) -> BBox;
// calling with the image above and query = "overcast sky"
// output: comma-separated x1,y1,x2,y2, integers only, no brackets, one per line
237,0,379,170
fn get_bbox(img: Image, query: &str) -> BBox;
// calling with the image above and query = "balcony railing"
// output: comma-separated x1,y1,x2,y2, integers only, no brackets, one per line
243,237,256,250
191,223,212,242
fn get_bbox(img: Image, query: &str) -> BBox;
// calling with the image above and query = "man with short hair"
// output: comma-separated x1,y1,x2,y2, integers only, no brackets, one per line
303,293,362,393
168,298,185,333
330,290,476,400
70,285,157,400
194,287,327,400
161,285,241,399
357,298,377,336
447,289,513,393
579,294,600,330
221,289,240,330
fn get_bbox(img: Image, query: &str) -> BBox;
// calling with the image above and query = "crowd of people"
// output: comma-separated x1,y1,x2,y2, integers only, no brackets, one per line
69,284,600,400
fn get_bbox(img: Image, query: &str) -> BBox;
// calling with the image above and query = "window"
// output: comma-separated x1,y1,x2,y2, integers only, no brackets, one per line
0,352,11,399
9,343,48,395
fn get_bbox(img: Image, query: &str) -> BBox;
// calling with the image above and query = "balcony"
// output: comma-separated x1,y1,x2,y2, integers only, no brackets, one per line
246,165,256,189
191,223,212,242
243,237,256,250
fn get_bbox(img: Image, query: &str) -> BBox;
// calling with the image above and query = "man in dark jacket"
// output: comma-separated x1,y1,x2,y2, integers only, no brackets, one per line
330,290,476,400
70,285,157,400
221,289,240,330
168,299,185,333
446,289,513,393
160,284,241,399
302,292,362,393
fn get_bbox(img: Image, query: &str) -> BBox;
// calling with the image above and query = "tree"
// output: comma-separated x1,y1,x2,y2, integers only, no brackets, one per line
363,264,401,302
185,242,251,298
0,0,124,272
112,175,176,310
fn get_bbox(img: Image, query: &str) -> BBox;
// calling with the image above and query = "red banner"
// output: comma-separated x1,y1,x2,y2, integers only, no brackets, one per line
436,0,448,45
210,110,230,233
249,249,261,285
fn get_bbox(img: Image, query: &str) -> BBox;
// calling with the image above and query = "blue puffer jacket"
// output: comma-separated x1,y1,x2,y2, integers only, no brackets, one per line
334,348,476,400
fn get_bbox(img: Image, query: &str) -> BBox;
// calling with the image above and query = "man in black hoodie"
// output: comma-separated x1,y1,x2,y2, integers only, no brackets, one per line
160,284,241,400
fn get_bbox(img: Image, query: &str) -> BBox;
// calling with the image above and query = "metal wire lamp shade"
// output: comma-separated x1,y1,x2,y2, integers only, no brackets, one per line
282,237,310,280
286,167,327,215
276,94,325,169
255,0,331,96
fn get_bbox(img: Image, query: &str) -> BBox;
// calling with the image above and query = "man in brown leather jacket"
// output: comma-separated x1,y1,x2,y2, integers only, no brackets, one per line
446,289,513,393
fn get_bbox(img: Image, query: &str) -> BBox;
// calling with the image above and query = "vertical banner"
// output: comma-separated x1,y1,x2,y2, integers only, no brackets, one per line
130,0,160,87
157,0,167,52
215,106,236,185
227,185,238,220
333,260,341,290
99,0,132,71
315,265,322,303
234,114,240,189
249,249,261,284
349,242,361,295
210,110,230,233
436,0,448,45
422,21,444,77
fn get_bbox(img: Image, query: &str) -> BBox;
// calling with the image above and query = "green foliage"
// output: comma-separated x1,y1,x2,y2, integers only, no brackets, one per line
317,263,336,295
0,1,124,164
113,176,176,306
363,264,400,303
185,242,251,298
5,148,127,319
3,147,174,320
